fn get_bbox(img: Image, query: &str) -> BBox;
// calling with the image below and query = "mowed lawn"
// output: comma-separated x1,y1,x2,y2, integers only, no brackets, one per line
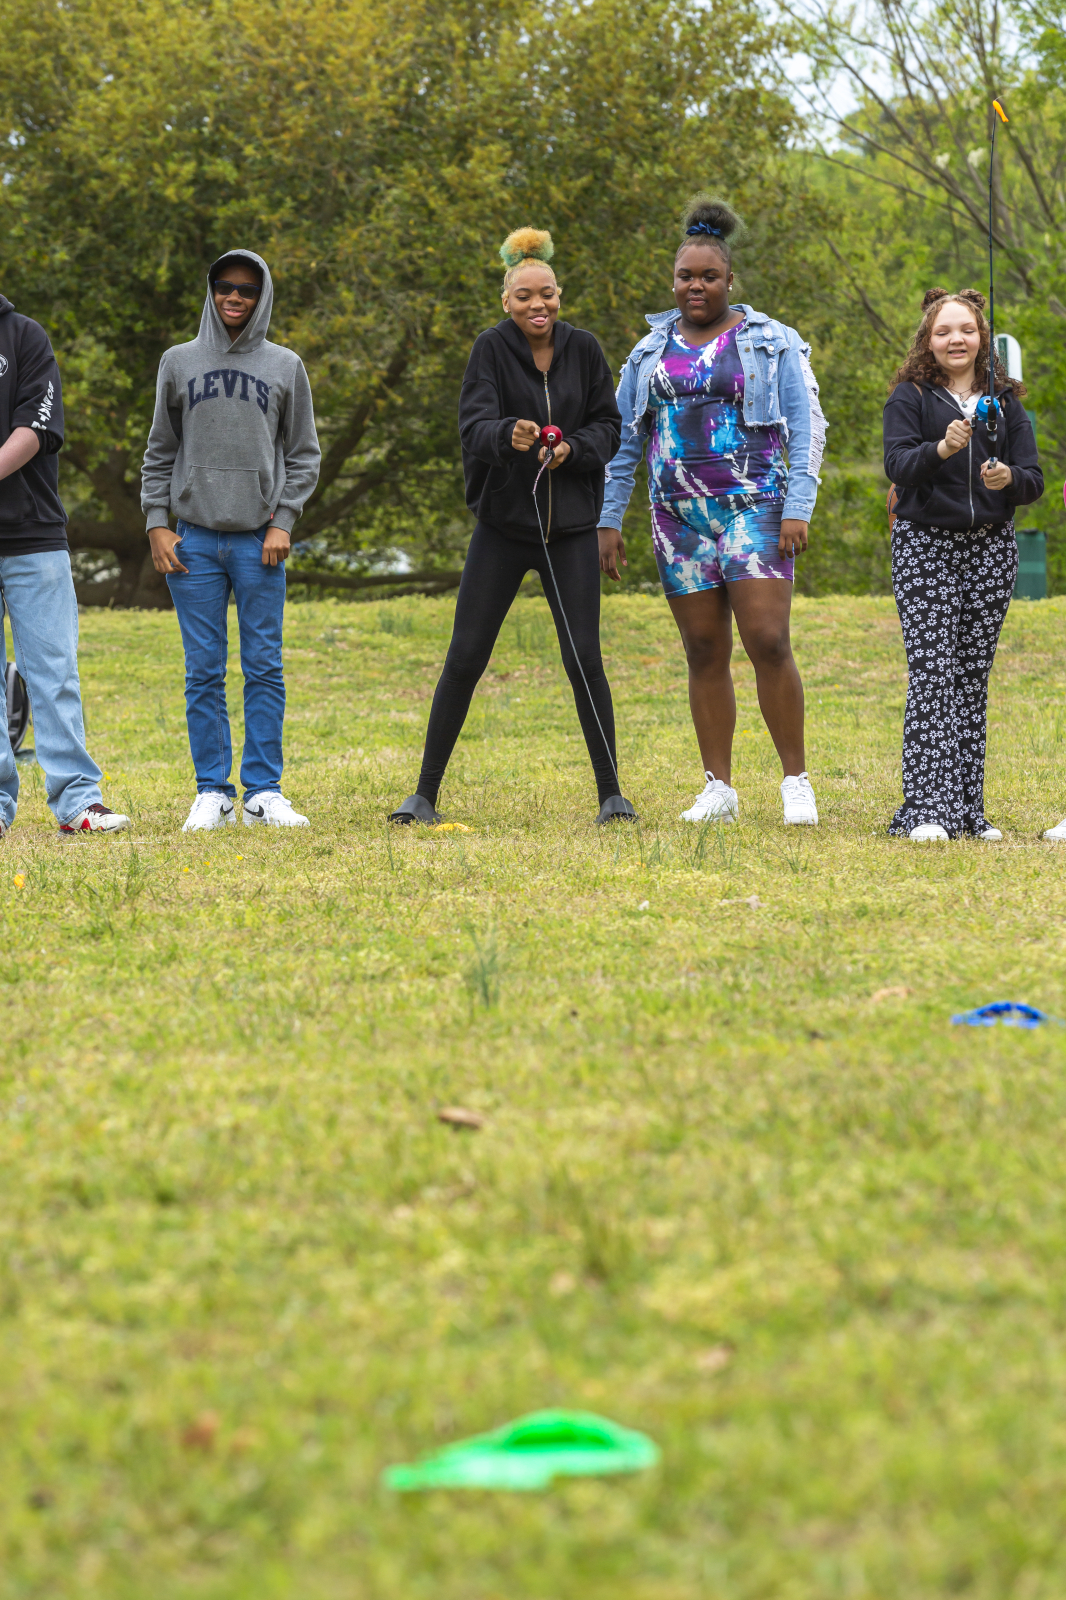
4,589,1066,1600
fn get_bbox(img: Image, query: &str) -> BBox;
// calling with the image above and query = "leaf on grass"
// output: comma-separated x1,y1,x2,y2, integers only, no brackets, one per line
549,1270,577,1297
870,985,911,1004
433,823,472,832
13,874,24,890
437,1106,484,1130
638,900,650,910
695,1345,733,1373
720,895,763,909
182,1411,220,1451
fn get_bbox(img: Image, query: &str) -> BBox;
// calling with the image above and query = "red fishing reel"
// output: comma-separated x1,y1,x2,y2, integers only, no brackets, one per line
540,425,563,452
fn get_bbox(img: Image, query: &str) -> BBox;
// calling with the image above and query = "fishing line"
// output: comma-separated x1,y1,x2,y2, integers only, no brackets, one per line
975,98,1010,463
531,425,623,799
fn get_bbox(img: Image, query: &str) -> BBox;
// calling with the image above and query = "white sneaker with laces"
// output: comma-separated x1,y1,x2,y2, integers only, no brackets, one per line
182,792,236,832
1043,819,1066,841
681,773,738,824
59,803,130,836
909,823,950,841
781,772,818,826
243,791,310,828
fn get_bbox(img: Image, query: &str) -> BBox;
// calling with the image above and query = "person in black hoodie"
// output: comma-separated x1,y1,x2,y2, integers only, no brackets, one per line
390,228,634,825
883,287,1042,842
0,295,128,839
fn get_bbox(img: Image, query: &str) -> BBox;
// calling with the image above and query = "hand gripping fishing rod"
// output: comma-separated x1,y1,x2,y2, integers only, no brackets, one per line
531,424,626,806
974,98,1010,466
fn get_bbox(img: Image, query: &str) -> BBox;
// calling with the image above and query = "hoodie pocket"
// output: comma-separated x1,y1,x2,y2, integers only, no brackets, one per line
176,465,273,533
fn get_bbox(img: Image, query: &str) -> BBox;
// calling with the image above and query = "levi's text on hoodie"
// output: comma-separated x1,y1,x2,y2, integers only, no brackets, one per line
141,250,320,534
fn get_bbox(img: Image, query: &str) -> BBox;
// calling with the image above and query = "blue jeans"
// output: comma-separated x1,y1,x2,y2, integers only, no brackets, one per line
0,550,103,828
166,522,286,802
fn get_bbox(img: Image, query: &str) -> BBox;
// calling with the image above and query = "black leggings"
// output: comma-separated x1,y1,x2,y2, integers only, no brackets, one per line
416,522,619,806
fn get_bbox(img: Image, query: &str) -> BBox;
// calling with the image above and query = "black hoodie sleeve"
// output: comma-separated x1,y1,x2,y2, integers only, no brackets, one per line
559,338,623,475
12,318,64,456
1004,399,1043,509
458,337,520,467
883,382,943,487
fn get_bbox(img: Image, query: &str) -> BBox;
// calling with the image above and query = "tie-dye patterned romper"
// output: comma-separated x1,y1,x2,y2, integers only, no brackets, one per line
647,320,791,597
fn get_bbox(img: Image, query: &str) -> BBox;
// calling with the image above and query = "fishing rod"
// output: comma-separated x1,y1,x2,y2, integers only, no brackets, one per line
974,97,1010,465
531,425,630,815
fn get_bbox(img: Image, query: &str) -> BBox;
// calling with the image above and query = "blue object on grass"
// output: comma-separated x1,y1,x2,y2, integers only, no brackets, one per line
951,1001,1060,1029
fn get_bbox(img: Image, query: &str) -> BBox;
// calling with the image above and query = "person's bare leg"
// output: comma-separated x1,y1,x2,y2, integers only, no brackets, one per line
666,587,736,783
727,578,806,775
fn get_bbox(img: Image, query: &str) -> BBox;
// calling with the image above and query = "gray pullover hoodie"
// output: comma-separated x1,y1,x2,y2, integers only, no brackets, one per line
141,249,320,534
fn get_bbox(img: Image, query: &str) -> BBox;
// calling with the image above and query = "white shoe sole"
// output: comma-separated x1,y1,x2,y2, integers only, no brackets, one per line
783,813,818,826
681,806,737,824
182,811,236,833
242,811,310,827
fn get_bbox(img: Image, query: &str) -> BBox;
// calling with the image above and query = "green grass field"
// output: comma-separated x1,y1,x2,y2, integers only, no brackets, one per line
4,590,1066,1600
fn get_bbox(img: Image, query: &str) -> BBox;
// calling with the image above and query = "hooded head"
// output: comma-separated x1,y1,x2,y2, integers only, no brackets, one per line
198,249,274,354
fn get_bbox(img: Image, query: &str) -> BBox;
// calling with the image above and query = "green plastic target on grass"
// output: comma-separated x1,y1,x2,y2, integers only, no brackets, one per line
383,1409,660,1492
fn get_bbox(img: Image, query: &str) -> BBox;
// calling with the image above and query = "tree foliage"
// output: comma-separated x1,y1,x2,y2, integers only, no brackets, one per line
0,0,797,603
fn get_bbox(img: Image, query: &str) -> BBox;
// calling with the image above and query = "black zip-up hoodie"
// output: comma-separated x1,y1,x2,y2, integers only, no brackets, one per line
883,379,1042,530
0,295,68,553
458,318,621,542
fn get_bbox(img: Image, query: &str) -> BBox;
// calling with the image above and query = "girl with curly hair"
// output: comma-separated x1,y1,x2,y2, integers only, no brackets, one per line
599,197,826,828
389,228,634,826
883,287,1042,841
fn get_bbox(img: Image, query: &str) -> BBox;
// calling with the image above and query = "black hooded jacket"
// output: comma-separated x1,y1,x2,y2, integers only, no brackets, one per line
0,296,68,552
883,379,1042,531
458,318,622,542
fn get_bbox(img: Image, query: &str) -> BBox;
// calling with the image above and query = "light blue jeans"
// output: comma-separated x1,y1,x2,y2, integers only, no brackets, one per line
166,521,286,802
0,550,103,828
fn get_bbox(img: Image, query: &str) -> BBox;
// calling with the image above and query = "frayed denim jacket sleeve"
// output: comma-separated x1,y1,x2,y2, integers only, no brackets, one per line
776,333,826,524
599,346,650,529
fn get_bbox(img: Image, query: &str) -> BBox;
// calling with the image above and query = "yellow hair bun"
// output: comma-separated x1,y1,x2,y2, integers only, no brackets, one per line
500,227,555,269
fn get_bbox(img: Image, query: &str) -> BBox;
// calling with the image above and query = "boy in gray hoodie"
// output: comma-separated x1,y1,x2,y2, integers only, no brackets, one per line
142,250,320,831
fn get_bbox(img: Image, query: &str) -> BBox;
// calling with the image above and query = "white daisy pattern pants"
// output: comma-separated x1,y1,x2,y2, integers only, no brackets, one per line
888,517,1017,837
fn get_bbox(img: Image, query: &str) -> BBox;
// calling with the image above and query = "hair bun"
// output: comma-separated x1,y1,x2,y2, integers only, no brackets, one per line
499,228,555,270
681,195,741,242
957,287,986,311
922,287,951,310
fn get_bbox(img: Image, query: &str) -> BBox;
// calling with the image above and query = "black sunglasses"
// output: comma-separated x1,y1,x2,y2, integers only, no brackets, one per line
213,280,261,300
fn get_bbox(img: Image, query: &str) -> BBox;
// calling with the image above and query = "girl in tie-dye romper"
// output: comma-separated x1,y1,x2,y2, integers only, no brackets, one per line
599,195,826,828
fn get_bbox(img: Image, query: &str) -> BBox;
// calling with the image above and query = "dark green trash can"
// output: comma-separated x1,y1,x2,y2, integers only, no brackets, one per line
1014,528,1047,600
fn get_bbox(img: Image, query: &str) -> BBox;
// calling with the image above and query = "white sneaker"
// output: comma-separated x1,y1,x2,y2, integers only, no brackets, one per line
59,803,130,836
1043,819,1066,841
977,827,1002,841
243,791,309,828
182,792,236,832
781,772,818,826
909,823,950,841
681,773,738,823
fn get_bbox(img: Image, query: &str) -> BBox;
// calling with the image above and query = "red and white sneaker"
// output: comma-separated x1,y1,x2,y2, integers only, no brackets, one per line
59,803,130,837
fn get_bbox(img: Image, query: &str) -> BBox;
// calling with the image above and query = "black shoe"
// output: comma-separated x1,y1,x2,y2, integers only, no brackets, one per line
596,795,639,825
389,793,442,825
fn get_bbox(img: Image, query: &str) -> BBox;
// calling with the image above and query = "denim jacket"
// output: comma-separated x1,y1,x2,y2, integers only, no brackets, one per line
600,304,827,529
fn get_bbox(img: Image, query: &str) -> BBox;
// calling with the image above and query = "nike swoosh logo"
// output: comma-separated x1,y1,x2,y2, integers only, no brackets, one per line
247,806,265,818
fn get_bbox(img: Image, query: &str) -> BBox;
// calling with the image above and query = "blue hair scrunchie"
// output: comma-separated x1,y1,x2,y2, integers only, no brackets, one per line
686,222,723,237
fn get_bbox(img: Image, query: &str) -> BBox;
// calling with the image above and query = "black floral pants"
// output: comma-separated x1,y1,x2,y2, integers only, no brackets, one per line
888,517,1017,837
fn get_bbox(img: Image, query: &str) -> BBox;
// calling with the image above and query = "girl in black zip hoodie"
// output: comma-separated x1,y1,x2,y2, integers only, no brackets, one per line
390,229,634,826
883,287,1042,841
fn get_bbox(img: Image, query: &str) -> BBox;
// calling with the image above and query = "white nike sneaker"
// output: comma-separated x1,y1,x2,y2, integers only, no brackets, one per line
182,791,236,832
243,791,310,828
909,823,950,841
681,773,738,823
1043,819,1066,841
781,772,818,826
